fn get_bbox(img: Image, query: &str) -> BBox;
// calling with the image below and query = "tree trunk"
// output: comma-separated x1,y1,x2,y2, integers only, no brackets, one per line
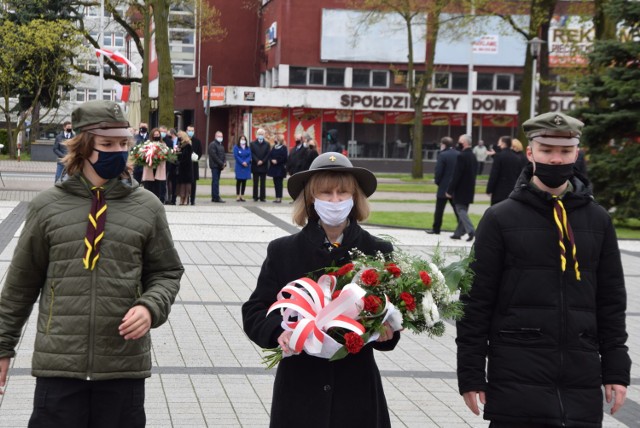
153,0,175,128
141,3,151,125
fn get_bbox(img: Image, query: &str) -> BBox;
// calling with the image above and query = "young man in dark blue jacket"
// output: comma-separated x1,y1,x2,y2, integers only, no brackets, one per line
457,112,630,427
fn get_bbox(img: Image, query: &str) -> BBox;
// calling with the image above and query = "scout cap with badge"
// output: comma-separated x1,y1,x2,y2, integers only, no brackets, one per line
71,100,132,138
287,152,377,199
522,112,583,146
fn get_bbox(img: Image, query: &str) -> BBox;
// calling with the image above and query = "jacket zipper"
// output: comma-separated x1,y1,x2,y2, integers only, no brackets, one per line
557,271,567,426
46,283,55,335
87,268,97,381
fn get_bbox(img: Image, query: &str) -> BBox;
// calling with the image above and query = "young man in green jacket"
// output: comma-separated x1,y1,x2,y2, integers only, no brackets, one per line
0,100,184,427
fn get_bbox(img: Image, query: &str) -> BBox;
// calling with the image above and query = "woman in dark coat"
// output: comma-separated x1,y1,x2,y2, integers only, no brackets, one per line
267,135,288,203
175,131,194,205
242,152,399,428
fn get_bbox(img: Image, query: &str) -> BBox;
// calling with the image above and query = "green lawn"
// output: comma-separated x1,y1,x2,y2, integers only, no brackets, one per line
365,211,483,232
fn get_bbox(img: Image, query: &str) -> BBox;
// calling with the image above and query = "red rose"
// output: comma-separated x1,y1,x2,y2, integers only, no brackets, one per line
400,292,417,311
331,290,341,300
344,332,364,354
419,270,432,288
385,263,402,277
361,269,380,286
363,295,382,313
335,263,355,276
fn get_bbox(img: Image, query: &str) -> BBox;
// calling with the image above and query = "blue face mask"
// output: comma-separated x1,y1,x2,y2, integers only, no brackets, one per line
187,131,194,138
90,150,129,180
257,136,264,142
160,132,167,138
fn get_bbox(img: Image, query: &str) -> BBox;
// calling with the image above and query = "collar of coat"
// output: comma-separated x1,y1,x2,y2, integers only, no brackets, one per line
56,172,137,200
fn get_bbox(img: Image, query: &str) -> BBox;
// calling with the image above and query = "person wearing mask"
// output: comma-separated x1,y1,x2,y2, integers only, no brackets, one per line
286,133,309,176
250,128,270,202
267,135,288,203
233,135,252,202
446,134,477,241
165,129,180,205
53,121,75,182
186,125,202,206
131,122,149,184
457,112,630,426
325,129,344,154
208,130,227,203
0,100,183,427
175,131,194,206
141,128,168,204
426,136,459,235
242,152,399,428
305,137,319,169
486,136,524,206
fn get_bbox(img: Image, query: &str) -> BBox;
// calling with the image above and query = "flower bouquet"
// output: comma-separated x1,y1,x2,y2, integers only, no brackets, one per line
130,141,176,169
262,247,473,368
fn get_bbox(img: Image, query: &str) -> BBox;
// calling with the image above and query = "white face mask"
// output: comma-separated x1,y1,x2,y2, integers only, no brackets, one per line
314,197,354,227
216,137,223,143
240,140,246,147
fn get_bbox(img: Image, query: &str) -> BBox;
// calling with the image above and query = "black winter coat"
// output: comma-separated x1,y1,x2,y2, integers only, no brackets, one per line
486,148,523,205
447,147,477,205
251,140,271,174
208,140,226,170
287,143,309,175
267,144,288,178
242,220,399,428
434,148,458,199
456,165,630,427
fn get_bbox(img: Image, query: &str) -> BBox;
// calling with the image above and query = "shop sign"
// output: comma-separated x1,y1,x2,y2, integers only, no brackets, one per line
202,86,225,102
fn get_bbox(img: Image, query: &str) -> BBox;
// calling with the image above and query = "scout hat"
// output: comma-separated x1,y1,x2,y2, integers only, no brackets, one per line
287,152,377,199
71,100,131,138
522,112,583,146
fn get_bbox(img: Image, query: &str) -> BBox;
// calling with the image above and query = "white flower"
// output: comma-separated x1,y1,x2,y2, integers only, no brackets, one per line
422,290,440,327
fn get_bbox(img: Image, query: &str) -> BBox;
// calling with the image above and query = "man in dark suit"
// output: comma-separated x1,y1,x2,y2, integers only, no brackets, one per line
132,122,149,183
486,136,523,205
427,136,459,235
286,133,309,176
250,128,271,202
446,134,478,241
208,130,227,203
53,121,74,182
187,125,202,205
165,128,179,205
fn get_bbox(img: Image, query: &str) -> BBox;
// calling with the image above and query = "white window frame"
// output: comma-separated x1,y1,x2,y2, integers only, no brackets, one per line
371,70,389,88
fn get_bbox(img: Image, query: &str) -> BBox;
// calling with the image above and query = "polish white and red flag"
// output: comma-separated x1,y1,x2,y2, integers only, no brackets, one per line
94,48,137,71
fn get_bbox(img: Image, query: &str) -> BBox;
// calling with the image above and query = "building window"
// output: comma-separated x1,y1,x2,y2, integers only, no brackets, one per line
371,70,388,87
495,74,512,91
434,72,450,89
76,90,86,102
451,73,468,90
289,67,307,85
88,90,97,101
308,68,325,85
352,69,370,88
102,90,112,101
514,74,523,91
326,68,344,87
476,73,493,91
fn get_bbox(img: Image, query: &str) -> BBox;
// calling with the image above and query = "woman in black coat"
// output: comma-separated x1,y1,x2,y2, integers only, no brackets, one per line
267,135,288,203
242,152,399,428
175,131,194,205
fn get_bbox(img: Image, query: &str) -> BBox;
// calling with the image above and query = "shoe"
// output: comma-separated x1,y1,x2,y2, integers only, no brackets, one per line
466,233,475,242
450,235,462,240
259,199,266,202
190,203,195,206
239,197,246,202
253,198,259,202
426,230,440,235
272,200,281,203
213,199,225,203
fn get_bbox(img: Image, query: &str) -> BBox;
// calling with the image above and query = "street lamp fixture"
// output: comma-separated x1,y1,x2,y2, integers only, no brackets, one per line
528,37,545,119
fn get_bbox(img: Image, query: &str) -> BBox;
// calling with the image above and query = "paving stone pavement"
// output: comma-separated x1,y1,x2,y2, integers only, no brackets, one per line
0,161,638,427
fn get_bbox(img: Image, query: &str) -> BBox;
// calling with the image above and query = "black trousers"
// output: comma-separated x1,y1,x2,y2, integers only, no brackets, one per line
190,162,198,205
253,172,267,201
273,176,284,199
29,377,145,428
236,179,247,195
432,197,458,233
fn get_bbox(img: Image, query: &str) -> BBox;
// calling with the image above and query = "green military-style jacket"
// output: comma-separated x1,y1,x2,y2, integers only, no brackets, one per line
0,173,183,380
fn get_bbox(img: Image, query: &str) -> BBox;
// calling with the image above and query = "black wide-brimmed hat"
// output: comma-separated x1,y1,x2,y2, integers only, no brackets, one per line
287,152,377,199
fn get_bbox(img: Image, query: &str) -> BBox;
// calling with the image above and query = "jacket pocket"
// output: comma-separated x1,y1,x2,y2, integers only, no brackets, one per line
46,284,55,335
498,328,542,343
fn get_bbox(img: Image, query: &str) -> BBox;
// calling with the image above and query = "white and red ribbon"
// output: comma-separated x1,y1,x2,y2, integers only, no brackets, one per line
267,275,366,357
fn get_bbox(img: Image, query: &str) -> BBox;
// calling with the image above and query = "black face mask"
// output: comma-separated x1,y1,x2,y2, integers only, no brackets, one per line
152,136,161,141
533,162,575,188
65,128,72,133
457,143,464,151
139,127,148,134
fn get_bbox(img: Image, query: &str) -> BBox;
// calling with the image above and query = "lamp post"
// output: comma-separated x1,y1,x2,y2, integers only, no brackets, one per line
528,37,544,119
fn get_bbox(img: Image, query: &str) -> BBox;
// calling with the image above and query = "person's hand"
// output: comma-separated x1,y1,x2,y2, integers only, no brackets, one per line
257,160,263,166
271,159,277,164
277,331,296,355
445,192,453,199
119,305,152,340
0,357,10,395
605,384,627,415
242,162,247,167
377,322,394,342
462,391,486,415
